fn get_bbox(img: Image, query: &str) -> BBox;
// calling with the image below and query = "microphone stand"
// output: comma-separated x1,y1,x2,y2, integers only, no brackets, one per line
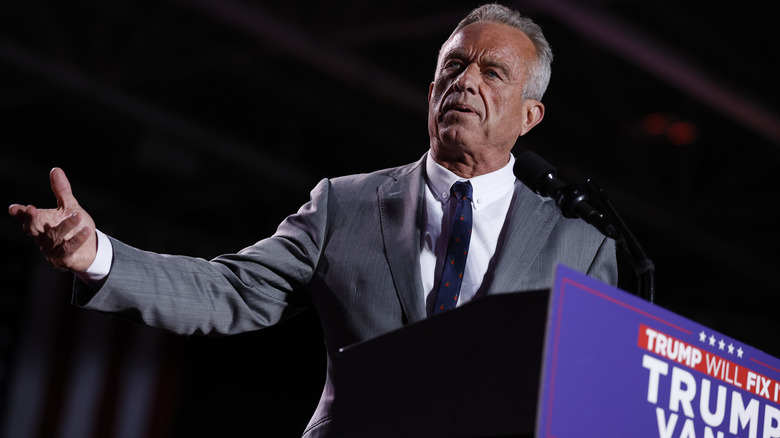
556,179,656,303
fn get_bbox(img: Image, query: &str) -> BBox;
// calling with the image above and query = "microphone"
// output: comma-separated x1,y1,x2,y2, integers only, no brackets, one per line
514,151,618,239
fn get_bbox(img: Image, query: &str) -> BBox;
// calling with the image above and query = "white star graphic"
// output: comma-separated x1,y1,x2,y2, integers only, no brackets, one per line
737,347,744,358
699,331,707,342
728,343,735,354
719,339,725,350
709,335,716,346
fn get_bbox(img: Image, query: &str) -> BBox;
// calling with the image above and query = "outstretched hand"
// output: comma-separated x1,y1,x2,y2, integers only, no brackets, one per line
9,168,97,272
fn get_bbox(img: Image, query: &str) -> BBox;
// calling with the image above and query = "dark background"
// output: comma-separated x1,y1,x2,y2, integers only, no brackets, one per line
2,0,779,437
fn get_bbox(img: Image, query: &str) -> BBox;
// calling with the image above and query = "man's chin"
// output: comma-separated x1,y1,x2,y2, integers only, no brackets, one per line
431,138,480,162
437,129,478,150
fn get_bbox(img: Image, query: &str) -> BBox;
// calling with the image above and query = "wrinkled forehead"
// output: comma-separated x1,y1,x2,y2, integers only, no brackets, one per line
436,21,537,69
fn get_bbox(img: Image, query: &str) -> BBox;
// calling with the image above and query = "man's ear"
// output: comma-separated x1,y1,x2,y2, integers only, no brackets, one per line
518,99,545,136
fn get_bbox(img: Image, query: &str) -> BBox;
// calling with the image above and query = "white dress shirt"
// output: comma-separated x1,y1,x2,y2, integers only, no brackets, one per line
420,153,516,315
76,228,112,284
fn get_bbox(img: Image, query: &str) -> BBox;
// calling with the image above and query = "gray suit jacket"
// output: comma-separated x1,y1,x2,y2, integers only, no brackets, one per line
74,154,616,437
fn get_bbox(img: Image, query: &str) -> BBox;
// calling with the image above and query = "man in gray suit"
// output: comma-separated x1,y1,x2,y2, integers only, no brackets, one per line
10,4,616,437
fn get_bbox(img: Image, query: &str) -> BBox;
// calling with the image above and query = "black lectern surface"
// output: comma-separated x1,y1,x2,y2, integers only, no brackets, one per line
333,290,549,438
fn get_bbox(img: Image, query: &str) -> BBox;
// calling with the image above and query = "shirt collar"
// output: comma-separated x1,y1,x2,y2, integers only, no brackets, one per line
425,152,516,210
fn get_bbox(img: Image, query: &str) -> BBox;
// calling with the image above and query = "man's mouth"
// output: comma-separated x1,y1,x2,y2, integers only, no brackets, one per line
443,102,477,116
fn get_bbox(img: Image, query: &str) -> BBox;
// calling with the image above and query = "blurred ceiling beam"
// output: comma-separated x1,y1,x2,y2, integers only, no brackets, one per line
330,11,464,47
0,38,312,191
178,0,427,116
523,0,780,146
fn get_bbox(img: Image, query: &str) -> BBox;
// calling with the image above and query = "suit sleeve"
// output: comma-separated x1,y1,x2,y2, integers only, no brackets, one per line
72,178,332,336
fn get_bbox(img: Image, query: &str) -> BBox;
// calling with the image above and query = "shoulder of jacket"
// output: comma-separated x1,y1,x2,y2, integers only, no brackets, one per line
329,155,425,187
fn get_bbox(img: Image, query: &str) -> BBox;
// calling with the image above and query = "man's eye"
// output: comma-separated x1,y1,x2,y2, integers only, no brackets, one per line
486,70,500,78
447,61,463,69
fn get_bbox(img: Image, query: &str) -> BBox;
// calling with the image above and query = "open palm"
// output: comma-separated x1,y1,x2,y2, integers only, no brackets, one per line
9,168,97,272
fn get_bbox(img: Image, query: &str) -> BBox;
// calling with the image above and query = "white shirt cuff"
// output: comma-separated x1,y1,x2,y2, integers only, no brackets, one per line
75,229,113,285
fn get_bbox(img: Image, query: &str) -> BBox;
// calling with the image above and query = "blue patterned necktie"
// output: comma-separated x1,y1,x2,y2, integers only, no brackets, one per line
432,181,473,315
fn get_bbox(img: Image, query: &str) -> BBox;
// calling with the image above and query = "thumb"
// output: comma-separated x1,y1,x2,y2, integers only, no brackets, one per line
50,167,78,209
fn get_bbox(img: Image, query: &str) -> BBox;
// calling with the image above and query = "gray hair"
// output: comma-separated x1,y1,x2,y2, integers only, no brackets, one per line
446,3,553,101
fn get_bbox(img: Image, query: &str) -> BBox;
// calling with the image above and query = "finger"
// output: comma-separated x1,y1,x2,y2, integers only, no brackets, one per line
8,203,29,219
25,205,40,235
61,226,91,258
15,205,43,236
43,211,82,248
50,167,78,210
8,204,36,235
45,226,93,271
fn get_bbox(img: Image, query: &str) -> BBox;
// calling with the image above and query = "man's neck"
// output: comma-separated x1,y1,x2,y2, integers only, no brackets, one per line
430,149,512,178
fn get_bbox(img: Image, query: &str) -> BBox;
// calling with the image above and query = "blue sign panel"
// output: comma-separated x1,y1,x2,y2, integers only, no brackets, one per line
537,265,780,438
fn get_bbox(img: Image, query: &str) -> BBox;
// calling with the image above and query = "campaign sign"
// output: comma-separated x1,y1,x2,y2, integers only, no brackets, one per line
536,265,780,438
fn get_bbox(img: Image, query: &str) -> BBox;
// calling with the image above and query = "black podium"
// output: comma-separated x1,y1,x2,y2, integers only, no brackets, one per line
333,290,549,438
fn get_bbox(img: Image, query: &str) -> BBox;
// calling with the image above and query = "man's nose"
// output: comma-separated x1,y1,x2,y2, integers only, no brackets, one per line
453,64,479,93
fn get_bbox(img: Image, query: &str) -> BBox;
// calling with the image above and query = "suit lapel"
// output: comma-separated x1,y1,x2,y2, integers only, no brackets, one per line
378,160,427,324
486,180,560,295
